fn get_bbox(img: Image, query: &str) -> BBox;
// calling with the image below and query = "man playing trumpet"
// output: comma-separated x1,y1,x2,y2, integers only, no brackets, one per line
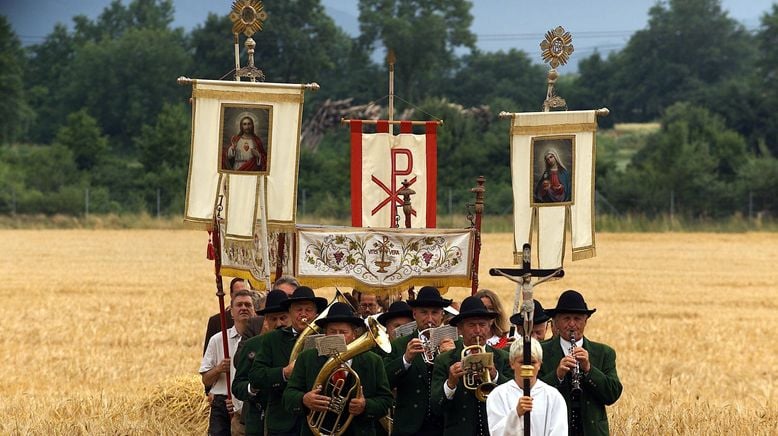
431,296,513,436
282,302,393,435
383,286,455,435
247,286,327,436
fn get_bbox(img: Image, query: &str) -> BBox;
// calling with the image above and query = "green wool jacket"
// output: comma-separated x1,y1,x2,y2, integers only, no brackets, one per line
282,347,393,436
383,331,440,436
232,335,268,436
430,341,513,435
539,336,623,436
247,327,297,433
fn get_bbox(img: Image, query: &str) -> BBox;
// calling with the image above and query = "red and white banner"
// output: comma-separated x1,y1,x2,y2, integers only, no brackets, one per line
350,121,438,228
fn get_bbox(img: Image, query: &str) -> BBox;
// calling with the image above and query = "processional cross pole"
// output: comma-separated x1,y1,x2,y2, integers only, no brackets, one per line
491,26,574,436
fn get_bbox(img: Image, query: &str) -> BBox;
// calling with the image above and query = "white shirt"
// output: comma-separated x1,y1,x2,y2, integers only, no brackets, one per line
486,379,568,436
200,326,243,412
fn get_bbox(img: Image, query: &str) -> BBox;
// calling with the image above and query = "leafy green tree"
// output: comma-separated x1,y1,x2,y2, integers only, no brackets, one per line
61,27,191,148
188,13,236,80
609,103,748,216
53,109,109,171
443,49,546,111
755,4,778,154
0,17,30,144
606,0,755,122
134,103,191,214
357,0,476,103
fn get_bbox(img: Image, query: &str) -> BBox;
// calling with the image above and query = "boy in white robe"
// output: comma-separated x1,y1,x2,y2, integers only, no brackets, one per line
486,337,568,436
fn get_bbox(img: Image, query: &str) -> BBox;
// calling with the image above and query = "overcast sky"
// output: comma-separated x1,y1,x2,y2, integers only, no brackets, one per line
3,0,775,68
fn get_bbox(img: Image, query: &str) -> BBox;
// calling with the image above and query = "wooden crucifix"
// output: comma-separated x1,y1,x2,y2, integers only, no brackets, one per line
490,243,563,436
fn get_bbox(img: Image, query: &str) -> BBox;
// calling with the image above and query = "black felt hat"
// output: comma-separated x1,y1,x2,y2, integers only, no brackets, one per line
509,299,550,325
407,286,452,308
377,301,413,326
544,290,596,317
256,289,289,315
314,302,366,328
279,286,328,313
448,296,498,327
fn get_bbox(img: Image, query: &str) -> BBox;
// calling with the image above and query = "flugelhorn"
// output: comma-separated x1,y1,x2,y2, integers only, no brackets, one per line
289,290,353,363
461,337,496,402
418,323,437,365
307,317,392,436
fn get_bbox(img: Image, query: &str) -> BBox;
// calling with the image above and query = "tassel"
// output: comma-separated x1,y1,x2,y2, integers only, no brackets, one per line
206,231,215,260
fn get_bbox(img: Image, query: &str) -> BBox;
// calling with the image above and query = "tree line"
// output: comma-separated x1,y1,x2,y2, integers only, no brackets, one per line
1,0,777,220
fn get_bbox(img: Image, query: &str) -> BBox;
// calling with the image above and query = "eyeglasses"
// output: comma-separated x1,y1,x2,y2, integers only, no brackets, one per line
360,303,378,308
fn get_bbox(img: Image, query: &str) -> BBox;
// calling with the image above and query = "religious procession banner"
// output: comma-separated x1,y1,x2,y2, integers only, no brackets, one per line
509,110,599,269
217,220,295,290
183,78,306,237
349,121,438,228
296,226,473,294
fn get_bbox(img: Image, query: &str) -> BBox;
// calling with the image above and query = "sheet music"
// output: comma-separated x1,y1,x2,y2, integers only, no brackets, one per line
430,325,458,347
303,334,325,351
316,334,348,357
394,320,418,339
462,351,493,371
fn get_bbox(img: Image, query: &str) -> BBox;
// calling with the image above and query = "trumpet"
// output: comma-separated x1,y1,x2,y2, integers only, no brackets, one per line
461,337,496,402
418,323,437,365
307,317,392,436
568,330,582,395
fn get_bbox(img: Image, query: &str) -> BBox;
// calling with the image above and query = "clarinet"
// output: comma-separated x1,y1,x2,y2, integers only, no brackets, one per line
568,330,583,436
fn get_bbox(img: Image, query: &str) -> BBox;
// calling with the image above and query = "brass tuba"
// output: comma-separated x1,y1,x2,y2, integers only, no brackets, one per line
289,290,354,363
307,317,392,436
461,337,497,402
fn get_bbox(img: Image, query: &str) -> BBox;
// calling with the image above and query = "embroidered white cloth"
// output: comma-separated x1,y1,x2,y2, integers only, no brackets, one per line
509,110,599,268
296,226,473,292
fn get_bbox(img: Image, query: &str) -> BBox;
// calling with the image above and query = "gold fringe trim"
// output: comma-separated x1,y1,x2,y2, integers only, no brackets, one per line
511,123,596,136
219,266,276,292
183,219,211,231
193,88,302,104
299,277,469,295
571,247,596,261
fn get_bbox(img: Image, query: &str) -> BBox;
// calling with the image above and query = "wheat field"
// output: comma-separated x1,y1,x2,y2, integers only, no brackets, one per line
1,230,776,435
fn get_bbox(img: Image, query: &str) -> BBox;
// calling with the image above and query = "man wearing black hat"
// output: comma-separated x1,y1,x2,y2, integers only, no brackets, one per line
430,296,514,436
383,286,456,435
282,302,393,435
510,299,552,342
538,290,623,436
377,301,414,342
248,286,328,436
232,289,290,436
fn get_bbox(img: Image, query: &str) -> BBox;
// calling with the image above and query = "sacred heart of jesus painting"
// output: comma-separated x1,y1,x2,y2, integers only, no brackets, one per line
530,135,575,206
219,104,272,175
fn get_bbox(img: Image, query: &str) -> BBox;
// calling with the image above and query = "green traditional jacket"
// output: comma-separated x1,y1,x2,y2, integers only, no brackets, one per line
539,336,623,436
247,327,297,433
232,335,267,436
383,331,441,436
430,340,513,436
282,347,393,436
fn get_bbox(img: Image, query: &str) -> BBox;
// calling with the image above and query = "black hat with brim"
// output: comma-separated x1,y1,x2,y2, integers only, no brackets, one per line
509,299,551,325
544,290,596,317
407,286,452,308
314,302,366,328
448,296,498,327
279,286,328,313
377,301,413,326
257,289,289,315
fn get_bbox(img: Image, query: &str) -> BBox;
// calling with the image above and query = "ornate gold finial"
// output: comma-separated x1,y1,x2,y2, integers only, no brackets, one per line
230,0,268,37
540,26,574,112
540,26,574,69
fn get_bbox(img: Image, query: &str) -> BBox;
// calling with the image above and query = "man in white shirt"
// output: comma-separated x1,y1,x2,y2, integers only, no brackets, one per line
200,290,256,436
487,337,568,436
